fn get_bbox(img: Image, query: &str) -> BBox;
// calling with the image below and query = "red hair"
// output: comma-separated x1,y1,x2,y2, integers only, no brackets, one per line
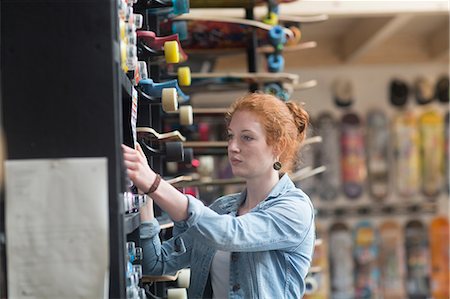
225,92,309,173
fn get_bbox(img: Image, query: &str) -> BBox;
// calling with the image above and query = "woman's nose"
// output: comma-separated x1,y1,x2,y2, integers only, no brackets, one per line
227,138,239,152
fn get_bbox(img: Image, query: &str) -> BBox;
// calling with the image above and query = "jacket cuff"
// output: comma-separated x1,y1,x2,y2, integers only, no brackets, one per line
184,194,205,227
140,218,160,239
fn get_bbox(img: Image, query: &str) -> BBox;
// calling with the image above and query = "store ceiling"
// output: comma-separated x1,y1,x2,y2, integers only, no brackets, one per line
185,0,449,70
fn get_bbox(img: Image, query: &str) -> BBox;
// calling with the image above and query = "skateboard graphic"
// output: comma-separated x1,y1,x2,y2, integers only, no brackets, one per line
418,108,444,198
340,112,366,199
404,219,430,299
392,109,421,198
329,222,355,299
429,216,449,299
162,15,294,72
315,112,341,201
379,220,406,299
304,222,330,299
189,0,297,8
366,109,390,200
353,221,379,299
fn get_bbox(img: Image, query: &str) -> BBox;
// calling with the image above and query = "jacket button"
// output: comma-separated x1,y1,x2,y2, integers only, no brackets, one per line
231,252,238,262
232,284,240,291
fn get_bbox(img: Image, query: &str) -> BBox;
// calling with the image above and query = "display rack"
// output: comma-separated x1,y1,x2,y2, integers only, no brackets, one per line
1,1,129,297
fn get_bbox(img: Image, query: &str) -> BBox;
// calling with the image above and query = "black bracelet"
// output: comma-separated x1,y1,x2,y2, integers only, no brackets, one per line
146,174,161,194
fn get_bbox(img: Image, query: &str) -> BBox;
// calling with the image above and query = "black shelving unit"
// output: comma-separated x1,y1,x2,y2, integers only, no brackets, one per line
1,1,130,297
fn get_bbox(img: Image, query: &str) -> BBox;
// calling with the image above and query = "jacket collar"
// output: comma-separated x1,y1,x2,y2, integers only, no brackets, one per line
217,174,294,214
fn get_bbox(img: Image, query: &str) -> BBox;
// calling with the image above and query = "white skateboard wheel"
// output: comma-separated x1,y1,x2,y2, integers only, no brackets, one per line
177,268,191,288
179,105,193,126
167,288,187,299
162,88,178,112
304,276,318,294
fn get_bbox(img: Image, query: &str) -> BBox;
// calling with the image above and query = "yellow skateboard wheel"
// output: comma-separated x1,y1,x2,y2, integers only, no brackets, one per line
177,67,191,86
263,12,279,26
167,288,187,299
286,26,302,46
177,268,190,288
164,40,180,64
162,88,178,112
179,105,193,126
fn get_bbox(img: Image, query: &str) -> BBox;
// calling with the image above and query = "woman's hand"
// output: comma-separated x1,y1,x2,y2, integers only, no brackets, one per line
122,143,156,193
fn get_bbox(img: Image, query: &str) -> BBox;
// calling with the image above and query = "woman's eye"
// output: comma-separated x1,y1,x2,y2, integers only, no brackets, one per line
226,133,233,141
242,135,253,141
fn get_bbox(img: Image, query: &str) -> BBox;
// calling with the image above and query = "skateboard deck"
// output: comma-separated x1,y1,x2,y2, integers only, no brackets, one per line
429,216,449,299
404,219,430,299
189,0,297,8
186,72,299,100
366,109,390,200
303,222,330,299
136,127,186,142
392,110,421,197
165,15,294,51
418,109,444,198
379,220,406,299
329,222,355,299
353,221,380,299
315,112,341,201
294,125,317,196
340,112,366,199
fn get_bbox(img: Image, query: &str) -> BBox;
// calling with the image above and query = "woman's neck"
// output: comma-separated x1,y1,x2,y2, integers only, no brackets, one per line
239,171,280,215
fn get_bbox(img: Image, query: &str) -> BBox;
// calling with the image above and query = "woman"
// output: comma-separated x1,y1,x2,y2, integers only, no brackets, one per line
122,92,315,298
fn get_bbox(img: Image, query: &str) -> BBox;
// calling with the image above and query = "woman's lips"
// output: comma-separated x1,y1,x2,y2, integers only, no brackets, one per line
230,158,242,165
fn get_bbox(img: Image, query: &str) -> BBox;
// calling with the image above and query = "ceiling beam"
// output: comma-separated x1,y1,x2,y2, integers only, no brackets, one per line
427,22,449,61
341,14,414,63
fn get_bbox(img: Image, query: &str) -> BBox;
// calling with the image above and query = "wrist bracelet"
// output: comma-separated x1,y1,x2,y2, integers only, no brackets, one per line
147,174,161,194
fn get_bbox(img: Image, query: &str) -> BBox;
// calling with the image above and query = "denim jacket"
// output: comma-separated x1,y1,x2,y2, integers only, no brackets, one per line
140,174,315,298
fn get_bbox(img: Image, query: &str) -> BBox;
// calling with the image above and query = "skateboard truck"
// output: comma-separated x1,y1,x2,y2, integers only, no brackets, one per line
138,77,189,103
139,139,185,162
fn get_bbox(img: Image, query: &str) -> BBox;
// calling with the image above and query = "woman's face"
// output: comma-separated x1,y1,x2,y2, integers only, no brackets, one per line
227,110,277,179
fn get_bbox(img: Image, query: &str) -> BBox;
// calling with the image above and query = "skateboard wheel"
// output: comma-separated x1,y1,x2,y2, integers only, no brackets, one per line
177,268,191,288
390,79,409,106
177,67,191,86
435,75,449,103
167,288,187,299
333,78,354,107
162,88,179,112
173,0,190,15
414,76,434,105
267,54,284,73
263,12,279,26
165,142,184,162
179,105,193,126
268,25,286,47
164,41,180,64
286,26,302,46
183,148,194,164
264,83,282,96
172,21,188,41
304,276,318,294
